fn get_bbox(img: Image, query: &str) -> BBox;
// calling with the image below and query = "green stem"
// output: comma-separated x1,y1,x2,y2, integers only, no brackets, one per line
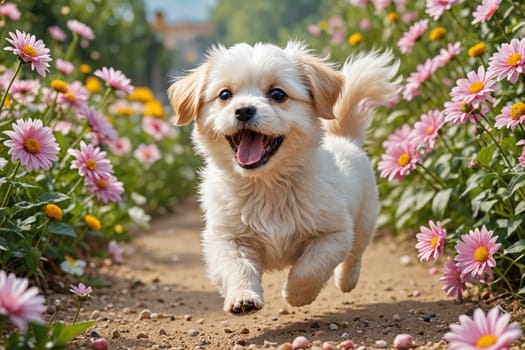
492,13,510,41
1,161,20,208
438,132,454,155
67,177,84,196
72,301,83,324
0,60,22,114
417,162,448,189
41,92,60,125
64,33,79,62
99,88,112,112
416,166,442,192
478,115,513,168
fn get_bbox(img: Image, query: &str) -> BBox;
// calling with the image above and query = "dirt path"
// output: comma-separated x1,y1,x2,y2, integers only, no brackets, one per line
66,199,483,349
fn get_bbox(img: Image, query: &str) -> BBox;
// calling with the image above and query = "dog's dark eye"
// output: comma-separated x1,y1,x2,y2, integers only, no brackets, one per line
219,89,233,101
268,88,287,103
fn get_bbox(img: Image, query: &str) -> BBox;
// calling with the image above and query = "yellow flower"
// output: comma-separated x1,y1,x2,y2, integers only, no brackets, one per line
386,12,399,23
144,99,165,119
80,64,92,74
85,214,102,231
117,106,134,116
114,224,124,234
318,20,328,31
348,33,363,46
85,76,102,93
468,42,486,57
128,87,154,103
45,204,63,221
429,27,446,41
3,96,11,107
51,79,68,93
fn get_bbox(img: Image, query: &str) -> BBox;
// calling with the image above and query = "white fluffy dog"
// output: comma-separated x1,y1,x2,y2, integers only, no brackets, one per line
168,41,399,314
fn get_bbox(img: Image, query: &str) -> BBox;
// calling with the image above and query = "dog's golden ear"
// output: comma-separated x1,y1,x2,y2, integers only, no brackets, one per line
168,64,208,126
287,42,343,120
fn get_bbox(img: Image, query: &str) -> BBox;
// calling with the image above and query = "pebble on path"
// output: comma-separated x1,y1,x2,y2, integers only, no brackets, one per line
292,336,310,349
375,339,388,348
393,334,415,349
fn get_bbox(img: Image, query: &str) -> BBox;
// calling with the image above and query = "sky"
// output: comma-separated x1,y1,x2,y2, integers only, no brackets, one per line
144,0,217,24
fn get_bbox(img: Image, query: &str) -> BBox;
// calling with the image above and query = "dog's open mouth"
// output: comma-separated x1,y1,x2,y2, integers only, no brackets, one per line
226,130,283,169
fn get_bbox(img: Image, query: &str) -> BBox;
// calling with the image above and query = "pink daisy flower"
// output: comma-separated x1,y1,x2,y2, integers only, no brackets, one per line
108,241,124,263
47,25,67,42
69,141,114,180
382,124,412,149
450,66,496,105
11,79,40,105
134,143,161,165
444,307,522,350
518,140,525,167
495,102,525,130
415,220,446,262
455,226,501,280
66,19,94,41
57,80,89,112
80,108,118,143
69,283,93,297
143,117,170,141
109,137,132,156
403,58,437,101
85,173,124,204
433,42,461,68
397,19,428,54
472,0,501,24
443,99,488,124
3,118,60,172
439,257,465,300
378,140,421,181
94,67,134,95
4,30,52,77
425,0,461,20
0,270,46,332
488,38,525,84
0,2,21,20
410,109,445,151
55,58,74,75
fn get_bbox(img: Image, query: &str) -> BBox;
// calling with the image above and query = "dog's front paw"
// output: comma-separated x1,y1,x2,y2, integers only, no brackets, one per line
224,290,264,315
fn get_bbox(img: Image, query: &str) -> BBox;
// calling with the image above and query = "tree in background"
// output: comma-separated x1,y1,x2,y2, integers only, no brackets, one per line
16,0,162,86
210,0,329,46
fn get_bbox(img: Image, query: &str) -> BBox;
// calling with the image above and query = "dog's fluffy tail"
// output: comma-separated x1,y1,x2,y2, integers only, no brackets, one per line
323,51,400,145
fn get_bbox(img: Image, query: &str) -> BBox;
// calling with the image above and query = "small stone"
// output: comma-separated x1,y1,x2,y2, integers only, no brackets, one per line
235,340,248,346
123,307,135,314
92,338,108,350
159,327,167,336
112,330,121,338
139,309,151,320
329,323,339,330
421,313,436,322
393,314,401,321
239,327,249,334
412,290,421,297
91,310,101,319
150,313,159,319
393,334,415,349
223,327,233,334
310,321,320,328
277,343,293,350
356,346,366,350
196,339,211,346
137,332,149,339
375,340,388,348
195,318,204,324
187,328,200,336
321,342,335,350
338,339,354,349
264,340,278,347
46,305,56,314
292,336,310,349
340,332,350,340
279,308,290,315
341,321,349,328
184,314,192,321
400,255,411,265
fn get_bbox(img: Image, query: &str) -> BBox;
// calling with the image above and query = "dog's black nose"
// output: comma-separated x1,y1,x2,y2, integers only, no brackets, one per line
235,106,256,122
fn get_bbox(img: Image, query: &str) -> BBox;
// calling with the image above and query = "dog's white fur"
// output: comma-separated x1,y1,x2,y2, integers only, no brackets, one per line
168,41,399,314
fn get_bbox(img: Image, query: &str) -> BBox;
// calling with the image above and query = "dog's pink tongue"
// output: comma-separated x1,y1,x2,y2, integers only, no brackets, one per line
236,130,264,166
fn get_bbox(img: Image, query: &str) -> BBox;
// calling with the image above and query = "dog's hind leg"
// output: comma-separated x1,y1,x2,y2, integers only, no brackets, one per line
334,206,377,293
283,229,352,307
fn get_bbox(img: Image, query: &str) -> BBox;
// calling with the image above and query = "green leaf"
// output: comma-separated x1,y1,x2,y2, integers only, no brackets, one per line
515,201,525,215
52,321,96,345
39,192,70,204
30,322,51,349
13,201,41,210
503,240,525,254
24,247,41,273
432,188,452,218
477,144,496,167
507,173,525,196
47,221,77,238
